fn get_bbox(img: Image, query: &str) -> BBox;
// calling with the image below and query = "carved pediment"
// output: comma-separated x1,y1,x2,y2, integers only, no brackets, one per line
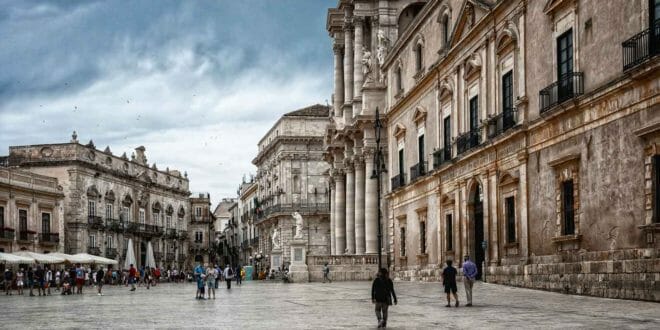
544,0,575,16
413,107,427,124
448,0,492,48
393,123,407,139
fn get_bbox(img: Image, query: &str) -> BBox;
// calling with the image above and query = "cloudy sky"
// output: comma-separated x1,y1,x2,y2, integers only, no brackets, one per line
0,0,334,204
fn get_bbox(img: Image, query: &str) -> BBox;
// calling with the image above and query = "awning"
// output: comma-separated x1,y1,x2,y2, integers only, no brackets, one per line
0,252,34,264
12,251,65,264
72,253,118,265
48,252,95,264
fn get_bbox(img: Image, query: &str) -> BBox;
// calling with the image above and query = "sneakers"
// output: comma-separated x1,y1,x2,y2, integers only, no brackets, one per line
97,293,101,296
445,304,451,307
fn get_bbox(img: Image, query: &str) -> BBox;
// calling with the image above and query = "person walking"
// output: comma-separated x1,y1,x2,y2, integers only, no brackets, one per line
35,265,45,296
96,266,105,296
55,269,61,291
371,268,397,328
462,255,478,307
206,264,216,299
441,260,459,307
27,267,35,296
45,266,52,295
214,265,221,289
194,263,204,298
16,268,24,295
75,264,85,294
4,268,13,295
128,264,137,291
235,265,242,286
223,265,233,289
323,263,331,283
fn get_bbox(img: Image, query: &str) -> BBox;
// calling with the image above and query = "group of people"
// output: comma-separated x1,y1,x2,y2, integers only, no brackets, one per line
370,255,479,328
192,263,245,300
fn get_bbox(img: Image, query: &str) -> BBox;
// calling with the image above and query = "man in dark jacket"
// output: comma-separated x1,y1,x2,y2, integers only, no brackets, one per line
96,266,105,296
371,268,397,328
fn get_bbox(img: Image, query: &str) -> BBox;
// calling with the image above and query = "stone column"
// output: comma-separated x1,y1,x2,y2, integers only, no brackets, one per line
518,152,529,260
333,43,344,117
330,180,336,255
364,151,378,254
343,21,354,103
334,172,346,255
345,163,355,254
353,16,364,99
354,158,366,254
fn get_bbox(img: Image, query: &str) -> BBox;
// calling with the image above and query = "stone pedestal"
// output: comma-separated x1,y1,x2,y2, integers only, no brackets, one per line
288,239,309,283
270,248,282,271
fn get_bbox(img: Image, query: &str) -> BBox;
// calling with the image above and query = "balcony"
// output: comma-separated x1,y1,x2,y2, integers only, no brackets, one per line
177,230,188,240
166,253,175,261
105,248,118,259
250,237,259,246
487,108,518,139
391,173,406,191
39,233,60,245
433,148,452,169
410,162,428,182
165,228,178,239
88,246,101,256
154,252,163,260
0,228,15,241
255,202,331,223
539,72,584,114
17,231,35,243
456,130,481,155
192,215,211,223
106,218,124,232
126,222,139,233
88,215,104,229
622,20,659,71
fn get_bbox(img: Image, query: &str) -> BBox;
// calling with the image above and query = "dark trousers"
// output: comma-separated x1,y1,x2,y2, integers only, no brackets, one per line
225,279,231,289
375,302,389,326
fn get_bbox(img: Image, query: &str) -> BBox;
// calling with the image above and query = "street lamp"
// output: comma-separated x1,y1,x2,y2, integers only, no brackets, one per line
370,107,387,270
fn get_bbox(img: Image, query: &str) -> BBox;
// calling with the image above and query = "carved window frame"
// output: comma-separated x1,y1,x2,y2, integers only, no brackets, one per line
549,154,581,247
499,173,520,253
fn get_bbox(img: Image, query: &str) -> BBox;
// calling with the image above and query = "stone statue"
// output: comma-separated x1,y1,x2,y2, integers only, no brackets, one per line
362,46,373,84
293,211,304,239
376,29,390,66
271,228,280,250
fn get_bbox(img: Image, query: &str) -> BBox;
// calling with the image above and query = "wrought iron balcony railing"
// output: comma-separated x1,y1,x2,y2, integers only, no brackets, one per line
105,248,118,259
622,20,659,71
106,218,124,232
166,253,175,261
255,202,330,223
487,107,518,139
391,173,406,191
18,231,35,242
177,230,188,240
154,252,163,260
433,148,452,169
39,232,60,244
539,72,584,114
0,228,15,240
456,130,481,155
88,215,104,228
88,246,101,256
166,228,177,239
410,162,428,181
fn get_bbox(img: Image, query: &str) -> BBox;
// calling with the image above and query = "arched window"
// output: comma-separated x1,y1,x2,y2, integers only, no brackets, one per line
415,43,423,72
442,15,450,46
396,66,403,94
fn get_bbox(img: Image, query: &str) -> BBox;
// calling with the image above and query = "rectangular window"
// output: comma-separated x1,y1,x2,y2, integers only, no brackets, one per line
418,134,425,167
502,71,514,129
177,217,182,230
88,200,96,217
107,235,113,249
41,213,51,234
152,212,158,225
105,204,113,219
446,214,453,251
139,209,145,224
89,234,96,247
557,29,573,101
419,221,426,254
19,209,27,232
654,155,660,222
195,231,203,243
443,116,451,156
0,206,4,229
122,207,131,222
166,216,172,229
400,227,406,257
469,96,479,132
442,17,449,46
398,148,405,180
415,44,422,71
505,196,516,243
196,207,202,217
562,180,575,235
396,67,403,93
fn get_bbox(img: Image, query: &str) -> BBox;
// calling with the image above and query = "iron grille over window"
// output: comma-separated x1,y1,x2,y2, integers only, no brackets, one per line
562,180,575,235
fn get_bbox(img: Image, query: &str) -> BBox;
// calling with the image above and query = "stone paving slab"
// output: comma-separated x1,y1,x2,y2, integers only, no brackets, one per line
0,281,658,329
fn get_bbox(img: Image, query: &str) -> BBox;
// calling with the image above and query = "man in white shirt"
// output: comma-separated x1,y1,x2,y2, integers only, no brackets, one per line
223,265,233,289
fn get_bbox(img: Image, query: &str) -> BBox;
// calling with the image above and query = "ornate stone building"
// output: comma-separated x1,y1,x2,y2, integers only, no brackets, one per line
212,198,237,265
6,134,191,270
238,181,258,266
325,0,659,300
0,167,65,253
252,104,332,273
188,192,214,266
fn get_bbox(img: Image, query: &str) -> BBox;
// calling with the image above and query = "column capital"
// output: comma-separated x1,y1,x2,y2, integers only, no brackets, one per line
343,19,354,32
344,159,355,172
353,16,365,25
332,169,346,181
333,43,345,54
353,156,364,167
371,15,379,27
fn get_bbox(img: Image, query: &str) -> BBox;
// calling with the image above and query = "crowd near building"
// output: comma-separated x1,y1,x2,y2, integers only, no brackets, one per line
321,0,659,301
0,133,216,271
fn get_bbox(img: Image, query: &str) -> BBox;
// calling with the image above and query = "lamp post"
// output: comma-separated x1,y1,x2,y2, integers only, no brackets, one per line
370,107,387,270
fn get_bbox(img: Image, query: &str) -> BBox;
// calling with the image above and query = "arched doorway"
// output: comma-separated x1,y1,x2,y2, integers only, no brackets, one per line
470,182,485,280
140,242,146,267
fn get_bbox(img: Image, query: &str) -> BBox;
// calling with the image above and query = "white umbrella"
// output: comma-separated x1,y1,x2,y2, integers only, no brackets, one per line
72,253,118,265
0,252,34,264
145,241,156,269
48,252,93,264
12,251,65,264
124,239,136,270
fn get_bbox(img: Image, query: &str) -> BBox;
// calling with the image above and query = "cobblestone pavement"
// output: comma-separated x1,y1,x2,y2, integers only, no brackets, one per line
0,280,658,329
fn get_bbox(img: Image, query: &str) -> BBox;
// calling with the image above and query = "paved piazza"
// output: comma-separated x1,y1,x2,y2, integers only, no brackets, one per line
0,281,658,329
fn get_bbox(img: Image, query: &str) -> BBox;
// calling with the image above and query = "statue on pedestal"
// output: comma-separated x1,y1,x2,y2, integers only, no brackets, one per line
293,211,304,239
271,228,280,250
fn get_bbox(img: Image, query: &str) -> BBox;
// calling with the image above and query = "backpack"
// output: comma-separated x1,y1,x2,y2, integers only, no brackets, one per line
227,268,233,277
